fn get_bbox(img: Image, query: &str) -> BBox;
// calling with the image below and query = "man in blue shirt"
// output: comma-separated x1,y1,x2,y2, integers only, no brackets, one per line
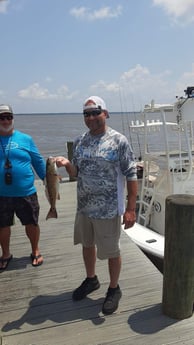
0,104,46,270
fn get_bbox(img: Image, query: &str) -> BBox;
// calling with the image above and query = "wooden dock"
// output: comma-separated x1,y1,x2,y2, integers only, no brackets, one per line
0,180,194,345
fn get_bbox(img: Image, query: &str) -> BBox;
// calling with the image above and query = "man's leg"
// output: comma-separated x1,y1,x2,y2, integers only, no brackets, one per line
101,216,122,315
0,226,12,269
72,246,100,300
102,255,122,314
108,255,122,288
25,224,43,266
83,245,96,277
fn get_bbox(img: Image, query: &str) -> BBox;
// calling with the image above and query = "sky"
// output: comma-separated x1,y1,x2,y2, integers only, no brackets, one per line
1,0,194,114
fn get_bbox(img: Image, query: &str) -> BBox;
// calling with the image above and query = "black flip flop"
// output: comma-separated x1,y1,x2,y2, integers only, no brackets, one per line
0,255,13,271
30,254,43,267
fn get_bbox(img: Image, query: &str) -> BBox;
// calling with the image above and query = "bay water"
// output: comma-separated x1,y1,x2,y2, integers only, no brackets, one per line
15,112,142,177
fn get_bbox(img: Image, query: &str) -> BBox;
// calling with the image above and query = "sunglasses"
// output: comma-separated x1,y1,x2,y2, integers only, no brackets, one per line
0,115,13,121
83,109,102,118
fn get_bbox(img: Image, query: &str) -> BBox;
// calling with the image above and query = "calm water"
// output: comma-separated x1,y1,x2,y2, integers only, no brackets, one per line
14,112,142,177
14,111,182,177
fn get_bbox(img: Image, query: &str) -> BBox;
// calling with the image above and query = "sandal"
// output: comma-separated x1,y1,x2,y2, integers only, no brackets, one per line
30,254,43,267
0,255,13,271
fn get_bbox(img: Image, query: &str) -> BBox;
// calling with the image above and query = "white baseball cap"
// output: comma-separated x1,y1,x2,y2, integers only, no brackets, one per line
83,96,109,118
0,104,13,115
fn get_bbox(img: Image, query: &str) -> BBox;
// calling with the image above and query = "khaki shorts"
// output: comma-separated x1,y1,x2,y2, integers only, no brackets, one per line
74,213,121,260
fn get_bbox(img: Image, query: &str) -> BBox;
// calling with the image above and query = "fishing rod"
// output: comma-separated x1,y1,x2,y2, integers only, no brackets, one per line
119,89,137,155
131,96,142,161
118,88,126,135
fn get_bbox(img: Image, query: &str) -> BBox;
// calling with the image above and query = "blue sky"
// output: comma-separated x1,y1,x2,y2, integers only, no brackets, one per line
1,0,194,113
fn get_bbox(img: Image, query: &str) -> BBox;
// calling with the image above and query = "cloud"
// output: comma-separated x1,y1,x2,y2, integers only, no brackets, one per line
153,0,194,23
175,62,194,95
121,64,171,88
18,83,54,100
91,80,120,93
18,82,77,100
120,64,173,106
121,64,150,82
91,64,194,110
56,85,78,100
70,5,122,21
91,64,170,95
0,0,9,14
87,64,174,110
16,64,194,111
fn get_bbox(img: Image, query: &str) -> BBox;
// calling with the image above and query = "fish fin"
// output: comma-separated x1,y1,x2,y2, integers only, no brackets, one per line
46,207,58,220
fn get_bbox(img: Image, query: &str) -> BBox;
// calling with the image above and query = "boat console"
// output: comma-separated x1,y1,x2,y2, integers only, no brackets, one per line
130,87,194,235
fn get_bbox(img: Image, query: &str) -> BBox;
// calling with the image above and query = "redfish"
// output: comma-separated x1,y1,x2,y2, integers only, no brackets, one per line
45,157,60,220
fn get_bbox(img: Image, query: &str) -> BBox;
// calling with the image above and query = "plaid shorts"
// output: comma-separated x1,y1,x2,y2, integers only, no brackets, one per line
0,193,40,227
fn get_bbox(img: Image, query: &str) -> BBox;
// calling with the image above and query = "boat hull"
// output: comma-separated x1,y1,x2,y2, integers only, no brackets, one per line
123,223,164,273
123,222,164,259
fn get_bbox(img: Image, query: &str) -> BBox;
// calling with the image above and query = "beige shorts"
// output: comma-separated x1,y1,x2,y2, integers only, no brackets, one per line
74,213,121,260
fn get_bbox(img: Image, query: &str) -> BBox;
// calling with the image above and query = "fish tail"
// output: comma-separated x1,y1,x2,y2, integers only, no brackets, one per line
46,207,58,220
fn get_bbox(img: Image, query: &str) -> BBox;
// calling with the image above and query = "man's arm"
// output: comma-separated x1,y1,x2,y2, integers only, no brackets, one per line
55,156,77,177
122,180,138,229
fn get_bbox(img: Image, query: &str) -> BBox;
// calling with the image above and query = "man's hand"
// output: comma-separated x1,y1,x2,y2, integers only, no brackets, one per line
122,209,136,229
55,156,77,177
55,156,69,168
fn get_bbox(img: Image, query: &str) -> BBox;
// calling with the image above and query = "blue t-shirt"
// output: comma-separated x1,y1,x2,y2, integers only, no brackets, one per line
0,130,46,197
72,127,137,219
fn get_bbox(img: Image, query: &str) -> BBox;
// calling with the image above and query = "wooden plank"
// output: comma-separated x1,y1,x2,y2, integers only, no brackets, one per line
0,180,194,345
2,310,194,345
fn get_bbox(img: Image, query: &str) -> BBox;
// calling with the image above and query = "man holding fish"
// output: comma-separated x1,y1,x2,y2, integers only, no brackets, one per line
56,96,137,315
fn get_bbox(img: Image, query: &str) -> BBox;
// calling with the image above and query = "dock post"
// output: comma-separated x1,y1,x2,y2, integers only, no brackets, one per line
66,141,76,182
162,194,194,319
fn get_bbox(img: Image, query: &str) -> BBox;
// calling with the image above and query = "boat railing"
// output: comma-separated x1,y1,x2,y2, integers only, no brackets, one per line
134,95,194,230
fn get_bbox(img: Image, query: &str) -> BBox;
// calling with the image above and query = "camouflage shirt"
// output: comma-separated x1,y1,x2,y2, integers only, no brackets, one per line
72,127,137,219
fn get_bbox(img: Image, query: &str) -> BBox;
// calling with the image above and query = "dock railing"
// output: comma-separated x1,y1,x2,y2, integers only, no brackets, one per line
66,141,77,182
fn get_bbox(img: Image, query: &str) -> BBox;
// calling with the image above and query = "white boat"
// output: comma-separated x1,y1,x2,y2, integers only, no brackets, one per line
123,86,194,270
